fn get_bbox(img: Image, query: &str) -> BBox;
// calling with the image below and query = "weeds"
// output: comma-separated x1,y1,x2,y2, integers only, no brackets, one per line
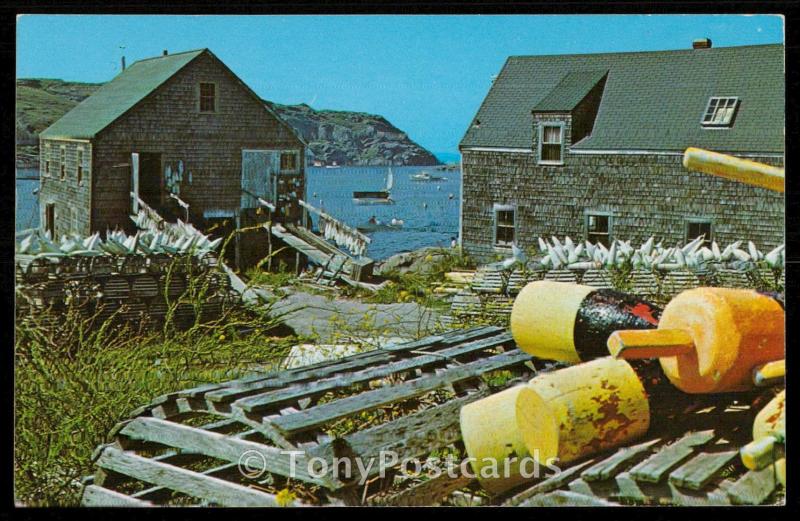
14,250,296,506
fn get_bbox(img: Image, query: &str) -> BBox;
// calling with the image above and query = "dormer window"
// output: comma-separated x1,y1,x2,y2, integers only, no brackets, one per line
702,97,739,127
538,122,564,165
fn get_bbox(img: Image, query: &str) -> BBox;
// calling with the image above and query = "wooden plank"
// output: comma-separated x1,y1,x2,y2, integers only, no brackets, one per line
504,459,595,506
119,417,339,488
269,350,531,436
518,490,616,507
581,438,661,482
615,471,648,503
203,329,483,405
668,450,738,490
629,430,715,483
234,333,513,413
310,389,492,481
82,484,154,507
727,466,778,505
370,472,474,506
95,446,280,507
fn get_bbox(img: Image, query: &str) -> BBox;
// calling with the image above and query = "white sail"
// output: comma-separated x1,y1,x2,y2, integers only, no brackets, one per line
385,168,394,192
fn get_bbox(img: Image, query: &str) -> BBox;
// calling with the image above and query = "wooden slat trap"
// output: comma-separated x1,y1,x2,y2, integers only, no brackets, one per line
502,389,784,507
15,253,236,331
82,326,552,507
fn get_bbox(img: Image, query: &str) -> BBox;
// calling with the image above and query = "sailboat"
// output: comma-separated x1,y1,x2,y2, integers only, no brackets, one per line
353,168,395,205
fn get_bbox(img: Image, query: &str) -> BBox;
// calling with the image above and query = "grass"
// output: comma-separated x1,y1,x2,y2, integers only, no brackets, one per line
14,254,297,506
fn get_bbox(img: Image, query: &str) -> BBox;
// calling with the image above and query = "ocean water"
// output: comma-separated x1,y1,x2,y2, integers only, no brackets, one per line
15,165,461,260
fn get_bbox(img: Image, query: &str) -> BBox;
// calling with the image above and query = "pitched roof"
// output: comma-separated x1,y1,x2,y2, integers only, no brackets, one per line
532,69,607,112
41,49,206,139
460,44,784,154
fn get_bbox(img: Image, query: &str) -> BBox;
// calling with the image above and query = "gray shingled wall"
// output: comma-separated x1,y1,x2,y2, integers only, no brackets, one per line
461,149,784,263
38,139,93,239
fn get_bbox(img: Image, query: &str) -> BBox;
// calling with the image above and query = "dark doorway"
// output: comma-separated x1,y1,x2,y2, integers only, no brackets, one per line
138,153,163,208
44,203,55,240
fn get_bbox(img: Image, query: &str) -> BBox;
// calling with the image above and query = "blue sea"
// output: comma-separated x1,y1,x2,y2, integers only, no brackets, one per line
15,165,461,260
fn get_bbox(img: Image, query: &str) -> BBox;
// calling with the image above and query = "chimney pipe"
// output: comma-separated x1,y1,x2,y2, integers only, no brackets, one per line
163,49,168,56
121,56,126,70
692,38,712,49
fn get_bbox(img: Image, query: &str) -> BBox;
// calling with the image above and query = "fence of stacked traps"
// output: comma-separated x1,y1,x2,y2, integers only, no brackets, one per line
442,236,785,328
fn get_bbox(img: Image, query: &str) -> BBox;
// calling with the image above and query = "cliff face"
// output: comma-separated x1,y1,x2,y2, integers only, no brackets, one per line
265,102,439,166
15,78,439,169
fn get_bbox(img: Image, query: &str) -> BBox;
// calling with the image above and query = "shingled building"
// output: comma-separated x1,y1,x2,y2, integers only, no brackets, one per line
458,41,784,262
39,48,305,267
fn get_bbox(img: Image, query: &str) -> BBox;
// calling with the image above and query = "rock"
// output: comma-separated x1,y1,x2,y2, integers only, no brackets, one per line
376,246,450,276
15,78,440,168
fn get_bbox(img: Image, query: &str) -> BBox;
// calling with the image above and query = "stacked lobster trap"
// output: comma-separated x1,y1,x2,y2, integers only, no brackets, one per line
441,245,785,328
15,250,238,332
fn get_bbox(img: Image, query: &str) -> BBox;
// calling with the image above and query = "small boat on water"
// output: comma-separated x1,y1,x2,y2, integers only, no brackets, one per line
325,161,341,169
357,218,404,233
353,169,394,205
410,171,447,182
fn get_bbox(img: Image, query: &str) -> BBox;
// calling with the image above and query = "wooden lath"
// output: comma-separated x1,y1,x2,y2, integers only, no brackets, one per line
503,388,783,506
82,326,548,506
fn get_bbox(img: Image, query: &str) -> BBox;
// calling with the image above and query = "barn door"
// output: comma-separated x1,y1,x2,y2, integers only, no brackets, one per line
241,150,279,210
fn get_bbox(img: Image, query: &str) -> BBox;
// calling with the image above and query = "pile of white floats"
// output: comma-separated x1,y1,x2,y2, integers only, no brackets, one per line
529,235,785,272
16,211,222,259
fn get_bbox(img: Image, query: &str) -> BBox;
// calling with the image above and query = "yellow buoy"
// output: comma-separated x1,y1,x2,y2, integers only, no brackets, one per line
608,288,784,393
741,390,785,487
460,385,533,494
511,281,661,364
516,357,650,466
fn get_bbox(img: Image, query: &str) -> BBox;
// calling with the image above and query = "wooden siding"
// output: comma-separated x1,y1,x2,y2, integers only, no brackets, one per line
89,52,304,233
39,138,92,238
460,149,784,263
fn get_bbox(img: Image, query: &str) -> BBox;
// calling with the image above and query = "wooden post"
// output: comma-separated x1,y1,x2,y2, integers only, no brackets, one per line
234,212,241,272
131,153,139,213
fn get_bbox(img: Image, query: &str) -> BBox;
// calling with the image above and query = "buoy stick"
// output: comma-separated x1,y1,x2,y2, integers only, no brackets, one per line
683,147,784,193
740,433,784,471
752,359,785,387
607,329,695,359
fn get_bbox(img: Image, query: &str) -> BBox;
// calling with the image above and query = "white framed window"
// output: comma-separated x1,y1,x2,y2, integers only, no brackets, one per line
585,211,613,247
686,218,713,247
493,204,516,247
538,122,564,165
702,97,739,127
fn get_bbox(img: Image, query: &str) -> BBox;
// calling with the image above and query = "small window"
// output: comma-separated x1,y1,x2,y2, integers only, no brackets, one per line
586,213,612,247
77,148,84,185
538,123,564,164
60,146,66,180
494,206,515,247
702,97,739,127
686,219,713,247
199,82,216,112
280,152,297,171
44,144,51,177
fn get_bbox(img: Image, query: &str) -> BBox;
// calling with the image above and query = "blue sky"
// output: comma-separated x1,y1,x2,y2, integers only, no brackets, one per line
17,14,783,158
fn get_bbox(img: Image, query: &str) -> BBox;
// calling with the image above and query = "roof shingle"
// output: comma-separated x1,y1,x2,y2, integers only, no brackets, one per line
460,44,784,154
40,49,206,139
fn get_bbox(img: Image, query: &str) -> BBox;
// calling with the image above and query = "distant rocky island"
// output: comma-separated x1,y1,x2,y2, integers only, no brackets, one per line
15,78,440,169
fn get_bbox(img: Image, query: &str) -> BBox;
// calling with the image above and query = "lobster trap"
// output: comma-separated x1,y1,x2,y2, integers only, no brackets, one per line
81,326,553,506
